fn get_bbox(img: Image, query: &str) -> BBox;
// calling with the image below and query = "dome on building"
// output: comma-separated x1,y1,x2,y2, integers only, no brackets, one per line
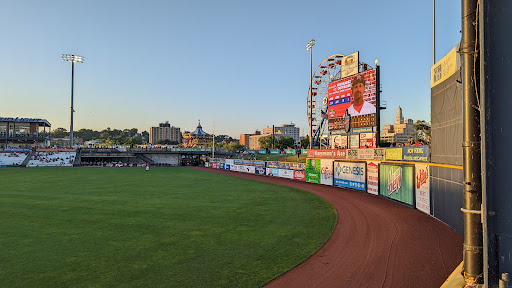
190,121,209,136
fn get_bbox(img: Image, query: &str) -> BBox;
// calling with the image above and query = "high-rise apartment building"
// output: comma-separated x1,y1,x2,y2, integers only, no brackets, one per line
380,107,416,144
240,130,261,147
262,124,300,143
149,121,181,144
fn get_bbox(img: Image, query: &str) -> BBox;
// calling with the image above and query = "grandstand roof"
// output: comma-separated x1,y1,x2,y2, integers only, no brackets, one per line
0,117,51,126
190,121,208,136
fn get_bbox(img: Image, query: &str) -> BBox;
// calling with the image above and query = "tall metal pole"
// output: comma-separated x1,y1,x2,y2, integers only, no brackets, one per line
306,39,315,149
433,0,436,65
70,61,75,147
461,0,483,285
212,121,215,158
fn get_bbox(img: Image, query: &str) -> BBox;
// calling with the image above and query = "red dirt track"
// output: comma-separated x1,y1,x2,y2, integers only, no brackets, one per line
192,167,463,288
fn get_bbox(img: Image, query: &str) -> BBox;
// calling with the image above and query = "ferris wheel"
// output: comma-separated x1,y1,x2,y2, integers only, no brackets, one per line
307,54,344,147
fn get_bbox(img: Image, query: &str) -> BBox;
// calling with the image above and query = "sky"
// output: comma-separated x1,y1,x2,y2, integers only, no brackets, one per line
0,0,461,139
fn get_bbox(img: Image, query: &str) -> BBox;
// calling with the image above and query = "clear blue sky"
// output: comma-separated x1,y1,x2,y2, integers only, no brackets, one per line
0,0,460,138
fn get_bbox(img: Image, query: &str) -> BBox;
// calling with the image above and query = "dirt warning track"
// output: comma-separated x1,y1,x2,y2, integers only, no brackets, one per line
191,167,463,288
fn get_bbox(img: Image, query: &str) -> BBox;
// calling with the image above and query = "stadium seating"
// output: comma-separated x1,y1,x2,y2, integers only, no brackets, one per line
0,152,30,166
143,153,180,165
27,151,76,167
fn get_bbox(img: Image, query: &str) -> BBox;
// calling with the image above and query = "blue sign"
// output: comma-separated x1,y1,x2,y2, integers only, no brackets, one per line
255,167,266,175
224,164,230,170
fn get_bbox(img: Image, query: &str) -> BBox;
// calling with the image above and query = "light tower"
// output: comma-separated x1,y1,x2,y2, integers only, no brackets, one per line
61,54,84,147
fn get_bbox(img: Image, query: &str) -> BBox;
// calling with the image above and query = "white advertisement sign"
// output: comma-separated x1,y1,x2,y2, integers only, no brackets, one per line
320,159,334,186
244,165,255,174
266,168,273,176
231,165,241,172
415,164,431,214
341,51,359,78
279,169,294,179
349,134,360,149
333,161,366,191
329,135,348,149
225,159,234,165
366,161,380,195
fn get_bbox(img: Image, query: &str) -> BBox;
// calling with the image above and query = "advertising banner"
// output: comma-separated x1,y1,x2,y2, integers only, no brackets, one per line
224,164,230,170
266,161,279,168
243,160,253,166
218,164,224,169
231,165,241,172
320,159,334,186
341,51,359,78
284,149,295,155
360,132,375,148
347,149,358,160
272,168,280,177
350,134,360,149
306,158,321,184
330,134,348,149
357,148,374,160
415,164,430,214
374,148,386,160
258,149,267,154
333,161,366,191
367,161,380,195
402,146,429,162
279,169,294,179
255,167,266,175
270,150,280,155
248,150,256,154
386,148,403,161
307,149,346,159
212,163,218,169
301,149,308,155
244,166,256,174
205,162,209,168
225,159,234,165
379,164,414,206
234,159,243,165
293,170,307,181
266,168,273,176
431,45,459,88
253,161,266,167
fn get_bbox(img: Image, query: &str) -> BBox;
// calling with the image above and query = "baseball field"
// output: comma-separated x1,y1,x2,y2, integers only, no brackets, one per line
0,167,336,287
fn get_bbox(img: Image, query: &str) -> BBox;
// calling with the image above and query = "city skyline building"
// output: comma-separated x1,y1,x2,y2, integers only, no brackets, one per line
380,106,416,144
149,121,181,144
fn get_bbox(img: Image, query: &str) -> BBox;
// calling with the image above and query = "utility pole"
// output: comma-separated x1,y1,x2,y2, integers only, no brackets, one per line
61,54,84,148
461,0,483,285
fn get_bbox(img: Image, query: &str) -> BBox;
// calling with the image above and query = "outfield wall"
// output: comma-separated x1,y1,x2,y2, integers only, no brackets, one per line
207,145,464,235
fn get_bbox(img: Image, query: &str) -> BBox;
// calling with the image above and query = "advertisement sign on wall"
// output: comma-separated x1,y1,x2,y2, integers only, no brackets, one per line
367,161,380,195
386,148,403,161
379,164,414,206
350,134,360,149
258,149,267,154
272,168,280,177
270,150,280,155
293,170,306,181
347,149,358,159
333,161,366,191
306,158,321,184
307,149,346,159
320,159,334,186
329,134,348,149
255,167,266,175
266,168,273,176
403,146,429,162
244,166,256,174
341,51,359,78
224,164,230,170
415,164,430,214
284,149,296,155
359,132,375,148
279,169,294,179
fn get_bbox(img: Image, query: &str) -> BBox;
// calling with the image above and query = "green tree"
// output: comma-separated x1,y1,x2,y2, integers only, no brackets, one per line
157,139,172,145
412,120,431,144
275,137,295,150
258,135,274,149
52,127,68,138
226,142,244,152
300,136,310,149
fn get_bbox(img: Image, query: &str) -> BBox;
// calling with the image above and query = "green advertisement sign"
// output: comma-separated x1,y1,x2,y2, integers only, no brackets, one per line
248,150,256,154
306,158,321,184
284,149,296,155
270,150,280,155
258,149,267,154
379,164,414,206
301,149,308,155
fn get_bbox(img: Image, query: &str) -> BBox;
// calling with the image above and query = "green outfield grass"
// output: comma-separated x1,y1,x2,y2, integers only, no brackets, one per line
0,167,336,287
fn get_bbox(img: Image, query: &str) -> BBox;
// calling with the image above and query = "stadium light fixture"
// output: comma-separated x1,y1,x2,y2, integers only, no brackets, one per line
306,39,315,149
61,54,84,147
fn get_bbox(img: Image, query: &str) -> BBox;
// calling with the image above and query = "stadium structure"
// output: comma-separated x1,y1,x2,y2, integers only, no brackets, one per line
0,117,51,149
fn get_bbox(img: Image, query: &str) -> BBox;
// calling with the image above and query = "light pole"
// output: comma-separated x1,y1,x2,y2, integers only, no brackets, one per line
306,39,315,149
61,54,84,147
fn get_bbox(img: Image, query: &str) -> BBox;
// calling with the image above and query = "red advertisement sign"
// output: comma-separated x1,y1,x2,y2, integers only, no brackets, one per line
212,163,218,169
415,164,431,214
307,149,347,159
366,161,379,195
293,170,306,181
359,132,375,148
